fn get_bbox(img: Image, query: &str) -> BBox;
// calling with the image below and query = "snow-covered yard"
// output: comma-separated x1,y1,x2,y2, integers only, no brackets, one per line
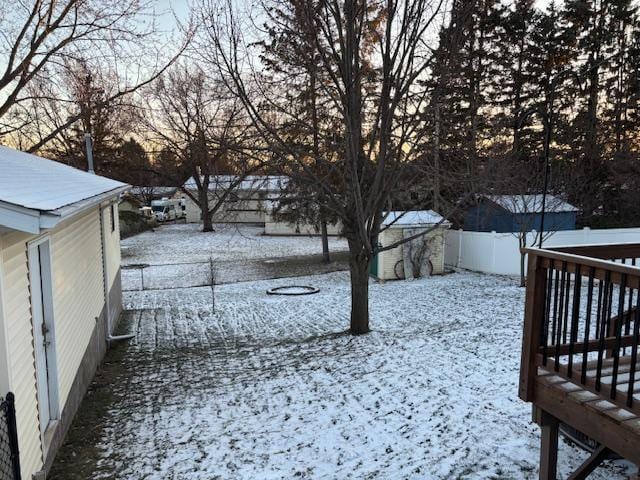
120,224,350,289
120,223,349,266
49,226,634,479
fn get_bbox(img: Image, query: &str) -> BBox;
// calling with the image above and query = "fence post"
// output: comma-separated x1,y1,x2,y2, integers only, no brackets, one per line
491,231,497,274
457,229,463,268
5,392,20,480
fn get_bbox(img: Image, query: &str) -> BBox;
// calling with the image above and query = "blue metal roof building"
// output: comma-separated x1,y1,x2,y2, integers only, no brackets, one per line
463,194,579,233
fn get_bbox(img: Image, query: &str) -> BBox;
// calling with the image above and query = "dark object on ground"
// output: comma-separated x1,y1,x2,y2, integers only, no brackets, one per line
122,264,150,270
266,285,320,295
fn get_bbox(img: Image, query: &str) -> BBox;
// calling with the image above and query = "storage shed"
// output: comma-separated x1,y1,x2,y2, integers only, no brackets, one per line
371,210,451,281
463,194,578,233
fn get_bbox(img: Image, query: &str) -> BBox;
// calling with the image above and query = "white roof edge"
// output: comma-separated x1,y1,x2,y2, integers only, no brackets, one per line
0,185,128,234
0,201,41,234
50,185,129,217
182,175,289,192
382,210,451,229
482,194,579,213
386,220,452,229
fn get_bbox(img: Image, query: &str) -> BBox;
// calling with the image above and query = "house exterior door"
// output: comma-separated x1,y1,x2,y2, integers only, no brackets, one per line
28,237,59,436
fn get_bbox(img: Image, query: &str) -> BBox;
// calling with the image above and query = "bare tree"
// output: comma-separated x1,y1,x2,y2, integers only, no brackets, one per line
498,194,573,287
32,59,138,172
199,0,467,334
0,0,190,150
143,65,271,232
404,232,439,279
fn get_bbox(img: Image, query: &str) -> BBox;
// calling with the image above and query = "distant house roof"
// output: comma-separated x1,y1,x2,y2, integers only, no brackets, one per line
0,146,128,234
383,210,450,229
120,193,143,207
183,175,289,193
483,194,579,214
129,186,178,197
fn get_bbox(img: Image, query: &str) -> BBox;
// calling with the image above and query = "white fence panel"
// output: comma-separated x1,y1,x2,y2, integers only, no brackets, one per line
445,227,640,276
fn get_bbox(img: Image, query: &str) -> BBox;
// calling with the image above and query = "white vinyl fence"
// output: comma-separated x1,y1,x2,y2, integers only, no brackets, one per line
445,227,640,276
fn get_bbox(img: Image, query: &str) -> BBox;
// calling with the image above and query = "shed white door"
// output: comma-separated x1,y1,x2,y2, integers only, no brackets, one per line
28,238,59,434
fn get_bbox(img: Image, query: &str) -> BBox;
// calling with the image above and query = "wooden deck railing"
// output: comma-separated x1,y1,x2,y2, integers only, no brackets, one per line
519,243,640,414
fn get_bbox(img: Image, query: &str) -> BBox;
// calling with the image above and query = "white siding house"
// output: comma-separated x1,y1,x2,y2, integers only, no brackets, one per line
182,175,288,224
263,213,342,236
0,147,128,478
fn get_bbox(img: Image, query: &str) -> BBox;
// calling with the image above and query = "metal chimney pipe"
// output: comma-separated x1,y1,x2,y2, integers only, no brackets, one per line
84,133,95,174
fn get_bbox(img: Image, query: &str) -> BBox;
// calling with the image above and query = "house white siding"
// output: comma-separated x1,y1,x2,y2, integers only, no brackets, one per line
50,209,106,405
0,231,44,478
184,195,201,223
183,194,267,224
0,203,121,478
216,209,265,224
264,214,342,236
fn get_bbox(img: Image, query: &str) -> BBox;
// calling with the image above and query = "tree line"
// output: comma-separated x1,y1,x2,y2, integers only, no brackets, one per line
428,0,640,228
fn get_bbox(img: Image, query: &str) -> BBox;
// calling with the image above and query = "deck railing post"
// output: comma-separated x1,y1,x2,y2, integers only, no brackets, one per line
520,252,548,402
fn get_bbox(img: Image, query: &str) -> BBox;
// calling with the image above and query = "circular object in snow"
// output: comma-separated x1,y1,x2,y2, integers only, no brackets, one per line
266,285,320,296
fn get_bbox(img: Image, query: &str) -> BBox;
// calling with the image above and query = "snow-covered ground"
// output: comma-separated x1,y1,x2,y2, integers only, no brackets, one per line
120,223,349,266
50,257,634,478
120,223,350,290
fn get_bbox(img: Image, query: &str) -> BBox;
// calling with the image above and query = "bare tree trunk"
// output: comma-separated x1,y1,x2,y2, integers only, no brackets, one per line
309,65,331,265
348,241,371,334
321,218,330,263
200,190,214,232
202,209,214,232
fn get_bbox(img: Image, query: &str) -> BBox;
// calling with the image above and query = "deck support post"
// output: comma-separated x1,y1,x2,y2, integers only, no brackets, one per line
538,409,559,480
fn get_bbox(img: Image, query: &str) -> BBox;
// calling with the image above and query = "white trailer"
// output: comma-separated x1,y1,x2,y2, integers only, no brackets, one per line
151,198,185,222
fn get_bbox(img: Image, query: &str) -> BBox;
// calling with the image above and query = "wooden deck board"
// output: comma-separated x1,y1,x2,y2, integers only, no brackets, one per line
539,353,640,414
581,356,640,379
533,372,640,464
538,369,636,412
537,366,640,422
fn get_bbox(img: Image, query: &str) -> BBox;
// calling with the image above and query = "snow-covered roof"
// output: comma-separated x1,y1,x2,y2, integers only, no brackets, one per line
183,175,288,193
129,186,177,197
382,210,450,229
0,146,128,234
484,194,578,213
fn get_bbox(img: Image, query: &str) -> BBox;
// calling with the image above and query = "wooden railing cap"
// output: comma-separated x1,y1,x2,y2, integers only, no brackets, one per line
523,246,640,278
